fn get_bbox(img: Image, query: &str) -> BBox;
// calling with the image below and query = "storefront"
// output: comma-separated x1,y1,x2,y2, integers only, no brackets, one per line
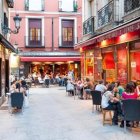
75,19,140,84
19,52,81,79
0,34,16,105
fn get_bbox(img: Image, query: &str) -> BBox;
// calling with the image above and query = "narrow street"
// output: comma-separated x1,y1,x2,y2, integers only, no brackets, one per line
0,86,140,140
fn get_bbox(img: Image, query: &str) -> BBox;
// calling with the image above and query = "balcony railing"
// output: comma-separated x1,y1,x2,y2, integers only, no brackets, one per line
83,16,94,35
124,0,140,14
6,0,14,8
25,36,45,48
25,0,45,11
98,0,114,28
59,36,78,48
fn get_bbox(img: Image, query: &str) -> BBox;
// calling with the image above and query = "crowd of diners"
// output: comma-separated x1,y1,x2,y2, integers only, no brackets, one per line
24,70,74,86
66,77,140,128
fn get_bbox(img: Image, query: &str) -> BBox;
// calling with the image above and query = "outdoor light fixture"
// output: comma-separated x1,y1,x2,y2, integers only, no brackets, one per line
2,14,22,34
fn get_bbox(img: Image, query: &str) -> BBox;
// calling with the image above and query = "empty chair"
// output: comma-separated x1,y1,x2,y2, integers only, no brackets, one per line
45,79,50,88
91,90,102,112
122,99,140,132
11,92,24,113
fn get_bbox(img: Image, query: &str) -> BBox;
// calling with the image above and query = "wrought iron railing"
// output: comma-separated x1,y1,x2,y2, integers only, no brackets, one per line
25,0,45,11
6,0,14,8
83,16,94,35
25,36,45,48
98,0,114,28
124,0,140,14
59,36,78,48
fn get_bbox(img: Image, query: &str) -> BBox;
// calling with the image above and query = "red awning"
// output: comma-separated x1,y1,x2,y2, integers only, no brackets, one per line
20,57,80,62
75,19,140,48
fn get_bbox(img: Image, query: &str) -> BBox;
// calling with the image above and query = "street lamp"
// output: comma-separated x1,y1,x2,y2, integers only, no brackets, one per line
2,14,22,34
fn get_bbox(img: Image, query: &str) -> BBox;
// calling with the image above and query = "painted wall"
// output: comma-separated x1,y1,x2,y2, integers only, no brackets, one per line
9,0,82,52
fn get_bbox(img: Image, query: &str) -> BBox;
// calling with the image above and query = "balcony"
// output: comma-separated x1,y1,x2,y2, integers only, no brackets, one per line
58,0,78,12
6,0,14,8
59,36,78,48
83,16,94,35
25,36,45,48
98,0,114,28
124,0,140,14
25,0,45,11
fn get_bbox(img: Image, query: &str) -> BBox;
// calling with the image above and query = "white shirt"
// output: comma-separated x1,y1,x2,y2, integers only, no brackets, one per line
101,91,113,108
95,84,107,94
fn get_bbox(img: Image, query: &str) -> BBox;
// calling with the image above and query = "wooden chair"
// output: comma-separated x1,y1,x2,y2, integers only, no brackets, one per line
102,109,112,125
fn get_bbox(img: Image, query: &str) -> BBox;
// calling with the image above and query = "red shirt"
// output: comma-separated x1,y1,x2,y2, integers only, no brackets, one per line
122,92,138,99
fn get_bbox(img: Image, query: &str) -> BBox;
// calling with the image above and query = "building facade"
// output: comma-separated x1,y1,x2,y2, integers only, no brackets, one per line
75,0,140,84
10,0,82,78
0,0,16,105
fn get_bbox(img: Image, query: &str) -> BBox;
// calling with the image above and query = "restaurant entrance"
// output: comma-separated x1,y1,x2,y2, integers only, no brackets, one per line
21,61,81,79
31,63,68,76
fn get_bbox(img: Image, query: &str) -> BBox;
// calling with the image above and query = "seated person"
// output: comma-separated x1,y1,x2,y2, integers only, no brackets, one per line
83,78,94,100
95,80,107,95
66,78,75,96
38,76,44,84
120,82,139,128
101,83,122,125
76,78,84,99
113,81,124,99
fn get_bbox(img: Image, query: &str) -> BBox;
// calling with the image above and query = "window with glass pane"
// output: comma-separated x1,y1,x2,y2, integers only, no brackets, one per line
25,0,44,11
62,20,74,47
29,19,41,47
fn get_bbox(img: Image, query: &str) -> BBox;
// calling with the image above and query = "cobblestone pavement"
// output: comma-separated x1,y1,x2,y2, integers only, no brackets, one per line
0,85,140,140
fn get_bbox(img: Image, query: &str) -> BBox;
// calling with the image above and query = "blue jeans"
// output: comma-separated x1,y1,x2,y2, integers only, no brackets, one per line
104,101,122,123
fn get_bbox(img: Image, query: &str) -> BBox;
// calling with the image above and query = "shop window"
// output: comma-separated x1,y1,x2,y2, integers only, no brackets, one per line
131,52,140,81
117,48,127,84
103,52,115,69
85,52,94,76
103,52,115,82
60,20,74,47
